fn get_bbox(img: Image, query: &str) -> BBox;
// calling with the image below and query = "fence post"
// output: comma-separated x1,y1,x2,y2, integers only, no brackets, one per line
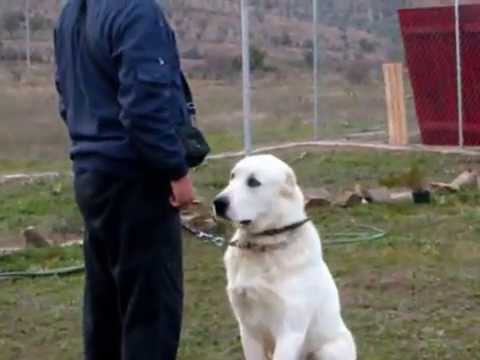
25,0,31,71
383,63,408,146
313,0,320,140
241,0,252,155
454,0,464,148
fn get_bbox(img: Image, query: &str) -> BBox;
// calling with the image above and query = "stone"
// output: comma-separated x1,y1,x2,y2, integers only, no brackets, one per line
335,191,363,208
23,226,50,248
431,169,478,192
304,188,332,208
389,191,414,204
363,187,392,203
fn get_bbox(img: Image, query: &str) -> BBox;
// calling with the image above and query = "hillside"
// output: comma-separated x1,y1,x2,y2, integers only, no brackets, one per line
1,0,474,73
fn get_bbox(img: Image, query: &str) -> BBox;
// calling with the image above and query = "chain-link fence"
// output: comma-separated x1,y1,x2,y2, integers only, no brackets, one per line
400,0,469,147
234,0,476,150
244,0,479,150
0,0,478,162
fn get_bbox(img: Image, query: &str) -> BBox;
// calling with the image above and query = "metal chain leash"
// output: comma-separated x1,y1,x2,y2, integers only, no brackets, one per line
181,222,226,248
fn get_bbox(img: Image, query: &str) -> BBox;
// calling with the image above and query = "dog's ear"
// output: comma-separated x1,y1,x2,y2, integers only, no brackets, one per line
286,171,297,188
280,170,297,198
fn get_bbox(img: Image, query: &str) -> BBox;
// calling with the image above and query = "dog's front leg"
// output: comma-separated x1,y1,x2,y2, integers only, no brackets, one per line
273,333,304,360
240,326,266,360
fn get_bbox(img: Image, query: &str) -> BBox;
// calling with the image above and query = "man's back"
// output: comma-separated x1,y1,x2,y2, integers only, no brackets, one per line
55,0,189,179
55,2,197,360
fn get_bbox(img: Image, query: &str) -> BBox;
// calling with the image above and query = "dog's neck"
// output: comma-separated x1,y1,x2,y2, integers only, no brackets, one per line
249,201,307,232
231,216,310,252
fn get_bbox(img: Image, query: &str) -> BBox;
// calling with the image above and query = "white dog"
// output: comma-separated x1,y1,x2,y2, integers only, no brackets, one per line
214,155,356,360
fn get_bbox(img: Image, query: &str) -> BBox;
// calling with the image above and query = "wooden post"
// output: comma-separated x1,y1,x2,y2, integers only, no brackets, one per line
383,63,408,145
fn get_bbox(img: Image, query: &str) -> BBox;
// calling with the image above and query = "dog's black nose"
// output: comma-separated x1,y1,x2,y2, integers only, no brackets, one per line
213,197,229,218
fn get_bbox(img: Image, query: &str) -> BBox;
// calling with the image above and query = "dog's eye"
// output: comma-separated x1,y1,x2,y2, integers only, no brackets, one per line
247,176,261,188
230,172,235,180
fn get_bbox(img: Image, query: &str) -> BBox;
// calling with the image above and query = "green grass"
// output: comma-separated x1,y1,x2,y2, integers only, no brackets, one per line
0,178,81,247
0,246,84,273
1,149,480,359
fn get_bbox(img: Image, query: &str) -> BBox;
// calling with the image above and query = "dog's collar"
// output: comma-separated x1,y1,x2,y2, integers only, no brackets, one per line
228,218,310,252
252,218,311,237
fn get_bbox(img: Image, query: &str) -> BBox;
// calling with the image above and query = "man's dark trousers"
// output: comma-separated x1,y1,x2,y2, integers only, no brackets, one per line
74,171,183,360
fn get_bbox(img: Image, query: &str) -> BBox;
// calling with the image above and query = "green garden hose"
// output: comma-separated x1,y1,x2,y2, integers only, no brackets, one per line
0,224,386,280
323,225,387,246
0,265,85,280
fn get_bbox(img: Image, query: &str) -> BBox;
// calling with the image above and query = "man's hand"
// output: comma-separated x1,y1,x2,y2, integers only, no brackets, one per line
170,175,195,208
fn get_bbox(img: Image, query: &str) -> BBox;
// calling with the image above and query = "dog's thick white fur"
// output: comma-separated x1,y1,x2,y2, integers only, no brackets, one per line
216,155,356,360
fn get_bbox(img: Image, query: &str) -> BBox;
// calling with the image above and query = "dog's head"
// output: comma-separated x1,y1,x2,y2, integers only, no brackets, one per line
213,154,305,232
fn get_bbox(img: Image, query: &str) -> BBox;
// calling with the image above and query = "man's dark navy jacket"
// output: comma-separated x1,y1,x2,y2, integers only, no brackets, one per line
54,0,190,179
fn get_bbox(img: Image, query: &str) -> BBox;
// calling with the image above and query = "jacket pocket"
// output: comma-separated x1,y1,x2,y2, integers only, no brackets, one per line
137,61,173,87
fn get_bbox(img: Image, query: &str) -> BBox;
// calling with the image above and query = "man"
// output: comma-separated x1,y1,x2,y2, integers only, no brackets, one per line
54,0,196,358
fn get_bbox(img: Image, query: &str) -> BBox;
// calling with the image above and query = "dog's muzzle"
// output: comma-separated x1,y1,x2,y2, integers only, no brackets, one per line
213,196,230,219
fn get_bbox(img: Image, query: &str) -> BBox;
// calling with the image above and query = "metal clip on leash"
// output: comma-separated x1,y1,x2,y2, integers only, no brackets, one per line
181,222,225,248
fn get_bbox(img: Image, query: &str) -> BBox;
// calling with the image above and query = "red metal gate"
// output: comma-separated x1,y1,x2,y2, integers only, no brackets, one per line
399,5,480,146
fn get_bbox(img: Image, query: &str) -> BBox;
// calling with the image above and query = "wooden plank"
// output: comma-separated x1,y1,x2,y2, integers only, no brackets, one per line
383,63,409,145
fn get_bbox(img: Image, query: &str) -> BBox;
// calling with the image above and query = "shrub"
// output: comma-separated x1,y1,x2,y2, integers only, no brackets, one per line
302,39,313,49
30,13,53,34
345,61,371,85
278,31,293,46
2,11,25,37
202,53,241,80
250,46,267,72
303,50,313,68
0,46,22,61
231,46,268,73
359,38,376,54
4,63,23,82
183,46,203,60
31,49,47,63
